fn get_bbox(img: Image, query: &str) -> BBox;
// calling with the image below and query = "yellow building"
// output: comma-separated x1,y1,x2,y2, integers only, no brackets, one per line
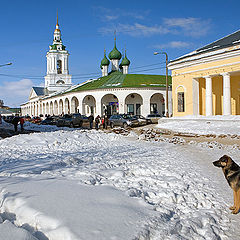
168,30,240,117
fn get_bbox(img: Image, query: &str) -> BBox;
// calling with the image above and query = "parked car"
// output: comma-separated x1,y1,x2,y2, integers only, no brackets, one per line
31,117,42,124
41,116,59,125
81,115,90,127
4,116,14,123
146,114,162,124
24,116,31,121
109,114,139,128
134,115,148,126
56,113,84,128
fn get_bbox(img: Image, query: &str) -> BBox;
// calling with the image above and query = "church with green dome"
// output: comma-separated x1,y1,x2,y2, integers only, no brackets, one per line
21,20,172,118
100,38,131,77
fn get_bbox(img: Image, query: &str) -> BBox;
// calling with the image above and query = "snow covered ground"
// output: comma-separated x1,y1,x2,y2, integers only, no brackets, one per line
0,119,240,239
157,115,240,136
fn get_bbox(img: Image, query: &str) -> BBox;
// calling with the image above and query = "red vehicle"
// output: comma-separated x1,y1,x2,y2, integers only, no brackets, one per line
24,116,31,121
31,117,42,124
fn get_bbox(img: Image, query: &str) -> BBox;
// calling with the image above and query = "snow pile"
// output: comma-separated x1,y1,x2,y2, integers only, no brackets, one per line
157,116,240,135
0,177,151,240
0,126,240,239
0,119,73,133
23,121,74,132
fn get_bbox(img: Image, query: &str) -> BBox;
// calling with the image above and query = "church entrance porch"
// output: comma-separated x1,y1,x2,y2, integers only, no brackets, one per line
101,94,119,118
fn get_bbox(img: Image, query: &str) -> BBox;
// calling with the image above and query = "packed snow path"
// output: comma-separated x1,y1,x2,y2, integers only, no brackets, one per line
0,129,239,239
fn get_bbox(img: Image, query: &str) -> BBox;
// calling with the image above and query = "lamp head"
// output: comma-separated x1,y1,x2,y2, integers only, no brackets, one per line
153,52,159,55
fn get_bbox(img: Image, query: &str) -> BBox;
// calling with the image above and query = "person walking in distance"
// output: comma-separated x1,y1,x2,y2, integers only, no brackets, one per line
12,115,20,132
104,115,108,129
19,117,25,131
88,114,94,129
95,115,100,130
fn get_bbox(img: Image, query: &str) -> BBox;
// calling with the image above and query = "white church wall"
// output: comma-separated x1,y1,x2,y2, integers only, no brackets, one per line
22,87,172,118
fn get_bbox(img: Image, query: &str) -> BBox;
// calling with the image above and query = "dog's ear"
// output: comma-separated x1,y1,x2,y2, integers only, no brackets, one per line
220,155,230,162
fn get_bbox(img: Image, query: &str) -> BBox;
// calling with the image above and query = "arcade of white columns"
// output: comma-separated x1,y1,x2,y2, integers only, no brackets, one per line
193,73,232,116
21,89,171,118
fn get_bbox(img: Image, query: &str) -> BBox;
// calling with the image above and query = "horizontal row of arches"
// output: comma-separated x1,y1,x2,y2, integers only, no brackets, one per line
22,91,166,118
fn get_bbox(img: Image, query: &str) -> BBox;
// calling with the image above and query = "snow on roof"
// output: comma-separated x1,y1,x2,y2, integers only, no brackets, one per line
169,29,240,64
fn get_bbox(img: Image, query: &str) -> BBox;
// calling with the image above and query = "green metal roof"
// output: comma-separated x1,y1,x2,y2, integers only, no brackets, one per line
70,71,172,92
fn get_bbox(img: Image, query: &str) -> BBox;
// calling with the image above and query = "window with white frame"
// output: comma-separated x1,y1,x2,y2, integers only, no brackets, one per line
178,92,185,112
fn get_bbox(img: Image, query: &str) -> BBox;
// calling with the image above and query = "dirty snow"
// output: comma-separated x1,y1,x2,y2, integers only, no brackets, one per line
0,119,240,239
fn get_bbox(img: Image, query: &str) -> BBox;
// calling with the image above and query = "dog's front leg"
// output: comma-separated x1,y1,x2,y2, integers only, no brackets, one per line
230,191,237,210
232,189,240,214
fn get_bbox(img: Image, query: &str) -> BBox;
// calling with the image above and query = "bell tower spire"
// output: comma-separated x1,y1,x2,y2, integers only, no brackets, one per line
44,14,72,92
56,10,59,28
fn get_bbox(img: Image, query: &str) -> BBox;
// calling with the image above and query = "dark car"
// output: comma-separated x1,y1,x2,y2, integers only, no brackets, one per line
146,114,162,124
109,114,139,128
41,116,59,125
56,113,84,128
4,116,14,123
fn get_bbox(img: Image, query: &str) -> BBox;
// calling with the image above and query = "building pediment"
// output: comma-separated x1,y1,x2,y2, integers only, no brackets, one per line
29,88,38,100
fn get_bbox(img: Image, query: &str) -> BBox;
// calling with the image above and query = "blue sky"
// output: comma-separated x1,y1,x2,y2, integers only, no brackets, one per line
0,0,240,107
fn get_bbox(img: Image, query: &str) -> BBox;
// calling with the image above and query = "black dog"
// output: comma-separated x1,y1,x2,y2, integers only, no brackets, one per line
213,155,240,214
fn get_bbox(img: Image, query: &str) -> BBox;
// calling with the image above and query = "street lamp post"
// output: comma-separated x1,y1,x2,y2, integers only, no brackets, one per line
154,52,169,117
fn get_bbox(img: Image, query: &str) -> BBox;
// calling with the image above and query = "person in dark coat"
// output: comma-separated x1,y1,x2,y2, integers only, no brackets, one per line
95,115,100,130
12,116,20,132
88,114,94,129
103,115,108,129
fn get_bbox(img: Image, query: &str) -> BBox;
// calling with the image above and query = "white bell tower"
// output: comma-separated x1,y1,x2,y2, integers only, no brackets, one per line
44,14,72,92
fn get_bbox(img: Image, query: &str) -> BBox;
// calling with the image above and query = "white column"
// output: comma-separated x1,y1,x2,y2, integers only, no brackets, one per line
222,73,231,115
51,56,54,73
47,58,49,74
54,57,57,72
66,56,69,74
192,78,199,115
64,56,68,74
118,98,125,114
205,76,213,116
78,98,83,114
95,99,102,117
142,97,151,117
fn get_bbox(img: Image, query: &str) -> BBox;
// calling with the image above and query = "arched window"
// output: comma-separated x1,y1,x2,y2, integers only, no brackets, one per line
178,92,185,112
57,60,62,74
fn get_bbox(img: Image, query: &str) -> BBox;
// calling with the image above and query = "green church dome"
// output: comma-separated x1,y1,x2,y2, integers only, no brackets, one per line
121,51,130,66
108,39,122,60
100,50,110,67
